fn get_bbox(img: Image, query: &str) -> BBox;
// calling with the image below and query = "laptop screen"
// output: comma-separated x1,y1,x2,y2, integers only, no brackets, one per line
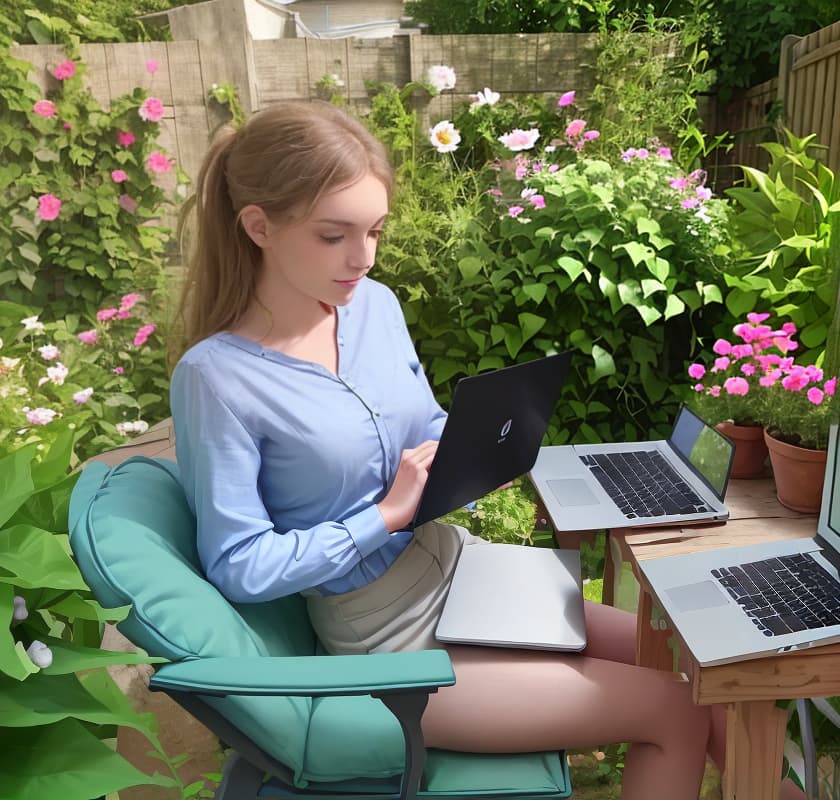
668,405,735,501
818,423,840,551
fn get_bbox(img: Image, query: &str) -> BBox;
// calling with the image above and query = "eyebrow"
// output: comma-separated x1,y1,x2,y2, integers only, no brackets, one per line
312,215,387,227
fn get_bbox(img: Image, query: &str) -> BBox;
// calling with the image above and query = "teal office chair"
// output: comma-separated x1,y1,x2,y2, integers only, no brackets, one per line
68,456,572,800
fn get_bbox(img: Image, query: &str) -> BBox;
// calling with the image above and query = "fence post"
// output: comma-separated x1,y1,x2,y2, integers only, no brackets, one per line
776,33,801,129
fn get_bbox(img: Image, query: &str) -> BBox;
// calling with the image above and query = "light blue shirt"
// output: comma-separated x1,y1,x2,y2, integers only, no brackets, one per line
170,278,447,603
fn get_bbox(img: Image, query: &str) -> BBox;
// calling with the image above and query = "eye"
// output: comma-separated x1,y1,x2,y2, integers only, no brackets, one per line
320,235,344,245
368,229,383,241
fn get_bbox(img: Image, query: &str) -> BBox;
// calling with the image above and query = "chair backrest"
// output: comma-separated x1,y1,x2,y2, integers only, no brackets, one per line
69,456,316,661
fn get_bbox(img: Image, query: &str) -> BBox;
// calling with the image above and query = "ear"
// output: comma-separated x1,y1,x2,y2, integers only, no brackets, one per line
239,205,271,248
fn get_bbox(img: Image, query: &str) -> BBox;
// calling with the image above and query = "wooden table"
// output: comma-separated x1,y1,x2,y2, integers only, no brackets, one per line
618,479,835,800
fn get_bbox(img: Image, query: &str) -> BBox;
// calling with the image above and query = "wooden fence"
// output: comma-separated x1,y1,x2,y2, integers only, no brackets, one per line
707,19,840,189
10,17,840,193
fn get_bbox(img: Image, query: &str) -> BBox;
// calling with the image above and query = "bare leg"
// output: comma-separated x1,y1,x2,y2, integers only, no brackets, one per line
423,645,710,800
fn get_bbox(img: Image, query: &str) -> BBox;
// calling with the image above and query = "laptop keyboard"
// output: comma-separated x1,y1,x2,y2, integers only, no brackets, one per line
713,553,840,637
579,450,709,519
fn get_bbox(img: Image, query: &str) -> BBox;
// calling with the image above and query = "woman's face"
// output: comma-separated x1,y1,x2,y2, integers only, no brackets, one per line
251,173,389,308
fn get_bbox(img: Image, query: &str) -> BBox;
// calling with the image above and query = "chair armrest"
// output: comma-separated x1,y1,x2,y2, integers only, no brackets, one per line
149,649,455,697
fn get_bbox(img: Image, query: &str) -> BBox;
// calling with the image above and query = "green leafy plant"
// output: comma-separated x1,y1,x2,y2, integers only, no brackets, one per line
0,433,185,800
443,480,537,545
0,13,180,322
722,129,840,364
208,81,246,128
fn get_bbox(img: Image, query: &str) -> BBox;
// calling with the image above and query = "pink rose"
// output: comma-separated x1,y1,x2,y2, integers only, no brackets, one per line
97,307,118,322
139,96,164,122
825,377,837,397
111,169,128,183
564,119,586,139
712,338,732,356
557,91,575,107
37,194,62,221
33,100,57,118
807,387,825,405
133,323,157,347
146,151,173,174
712,356,730,372
120,292,141,311
687,364,705,380
52,61,76,80
78,329,98,345
723,377,749,396
117,131,136,147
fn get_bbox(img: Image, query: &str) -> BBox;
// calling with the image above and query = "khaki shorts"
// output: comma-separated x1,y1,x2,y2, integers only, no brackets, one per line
305,521,487,655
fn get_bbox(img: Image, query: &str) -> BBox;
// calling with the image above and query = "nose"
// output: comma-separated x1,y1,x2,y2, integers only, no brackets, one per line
349,236,375,271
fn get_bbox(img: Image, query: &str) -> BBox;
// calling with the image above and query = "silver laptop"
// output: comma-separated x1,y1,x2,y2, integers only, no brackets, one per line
638,422,840,667
436,541,587,651
529,405,735,532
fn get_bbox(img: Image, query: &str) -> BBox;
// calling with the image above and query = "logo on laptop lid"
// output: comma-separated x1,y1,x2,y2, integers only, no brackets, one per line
498,418,512,443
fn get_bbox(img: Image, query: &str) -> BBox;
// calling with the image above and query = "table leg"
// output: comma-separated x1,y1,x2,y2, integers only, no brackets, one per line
635,590,675,672
722,700,787,800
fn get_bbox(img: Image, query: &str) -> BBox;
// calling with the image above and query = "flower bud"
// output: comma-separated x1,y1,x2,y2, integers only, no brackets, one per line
26,640,53,669
12,595,28,621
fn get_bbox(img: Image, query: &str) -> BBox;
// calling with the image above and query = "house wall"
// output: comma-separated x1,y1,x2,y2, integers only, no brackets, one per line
291,0,405,32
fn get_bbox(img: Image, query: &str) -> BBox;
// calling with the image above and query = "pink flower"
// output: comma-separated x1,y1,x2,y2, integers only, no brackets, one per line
712,356,730,372
709,386,721,397
547,164,559,173
133,323,157,347
117,309,131,319
97,307,118,322
52,61,76,80
657,147,672,160
508,205,525,218
712,338,732,355
529,194,546,209
681,197,699,209
731,344,755,360
687,363,705,380
760,372,780,387
73,387,93,404
139,96,164,122
63,121,72,130
636,148,649,160
146,151,173,174
696,186,712,201
741,363,756,376
564,119,586,139
693,383,704,392
118,194,138,214
774,336,797,353
557,91,575,107
26,407,57,426
146,59,159,74
669,177,688,191
826,377,837,397
111,169,128,183
498,128,540,152
33,100,57,118
808,387,825,405
782,322,797,335
38,344,60,360
78,329,98,345
46,363,69,385
621,148,637,162
120,292,141,311
113,366,125,375
514,163,529,180
117,130,136,147
583,129,600,141
724,377,749,396
747,312,770,324
805,365,824,382
37,194,62,221
782,368,809,392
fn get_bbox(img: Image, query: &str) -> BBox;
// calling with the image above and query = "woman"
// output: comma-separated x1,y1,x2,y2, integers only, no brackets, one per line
170,100,800,800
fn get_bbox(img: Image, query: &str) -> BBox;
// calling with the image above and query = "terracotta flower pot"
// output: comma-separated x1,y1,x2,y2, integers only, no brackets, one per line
764,429,828,514
715,422,769,479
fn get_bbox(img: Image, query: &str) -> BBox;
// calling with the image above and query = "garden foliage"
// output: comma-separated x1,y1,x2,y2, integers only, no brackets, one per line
0,14,177,460
0,435,184,800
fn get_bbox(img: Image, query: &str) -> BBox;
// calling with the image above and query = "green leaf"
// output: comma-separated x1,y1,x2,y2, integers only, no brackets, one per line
42,594,130,625
0,526,89,591
41,638,165,676
701,284,723,305
664,294,686,320
636,217,661,237
556,255,586,281
17,242,41,266
517,312,546,344
518,283,547,304
457,256,482,280
801,321,828,349
589,345,616,381
0,446,37,528
0,718,175,800
725,288,757,317
614,240,651,268
641,279,666,297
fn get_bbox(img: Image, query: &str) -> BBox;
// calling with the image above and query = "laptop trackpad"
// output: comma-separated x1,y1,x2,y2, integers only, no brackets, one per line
666,581,729,612
548,479,598,506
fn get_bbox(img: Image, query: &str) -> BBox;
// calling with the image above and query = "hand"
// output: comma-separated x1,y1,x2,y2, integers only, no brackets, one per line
377,440,438,532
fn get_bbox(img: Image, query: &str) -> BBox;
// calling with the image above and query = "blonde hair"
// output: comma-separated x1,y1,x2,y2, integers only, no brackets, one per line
171,100,393,362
